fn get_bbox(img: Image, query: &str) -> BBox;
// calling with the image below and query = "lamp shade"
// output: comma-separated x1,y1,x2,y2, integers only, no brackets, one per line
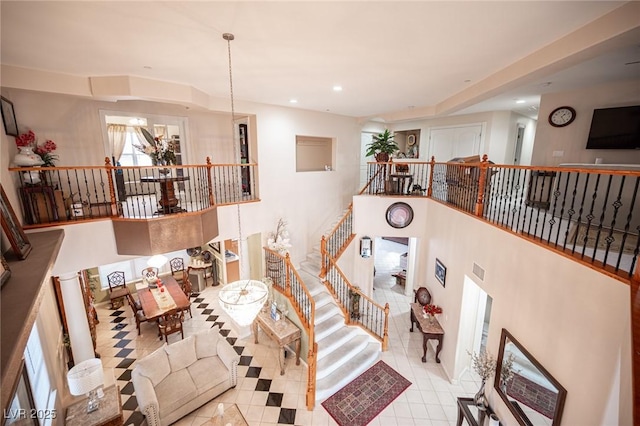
67,358,104,396
218,280,268,326
147,254,168,269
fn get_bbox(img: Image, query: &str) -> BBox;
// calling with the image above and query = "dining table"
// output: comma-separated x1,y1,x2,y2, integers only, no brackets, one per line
137,275,191,321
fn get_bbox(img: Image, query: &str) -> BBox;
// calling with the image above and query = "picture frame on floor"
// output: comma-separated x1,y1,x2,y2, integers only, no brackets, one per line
435,258,446,287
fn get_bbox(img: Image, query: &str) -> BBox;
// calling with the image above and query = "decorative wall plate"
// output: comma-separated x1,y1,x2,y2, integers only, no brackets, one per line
407,134,416,146
186,247,202,257
386,202,414,228
202,250,213,262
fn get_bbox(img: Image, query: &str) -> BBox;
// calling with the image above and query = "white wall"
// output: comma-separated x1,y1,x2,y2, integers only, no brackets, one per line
1,88,362,274
533,79,640,166
353,195,631,425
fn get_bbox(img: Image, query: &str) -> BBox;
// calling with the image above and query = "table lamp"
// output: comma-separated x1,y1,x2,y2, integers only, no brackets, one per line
67,358,104,413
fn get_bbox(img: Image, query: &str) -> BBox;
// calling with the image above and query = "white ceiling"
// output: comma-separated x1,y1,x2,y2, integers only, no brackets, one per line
1,1,639,121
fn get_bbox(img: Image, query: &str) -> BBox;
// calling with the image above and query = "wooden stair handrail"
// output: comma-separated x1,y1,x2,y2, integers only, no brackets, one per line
632,265,640,425
323,254,389,349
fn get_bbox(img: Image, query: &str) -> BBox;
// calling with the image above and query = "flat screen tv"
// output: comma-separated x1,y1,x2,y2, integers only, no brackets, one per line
586,105,640,150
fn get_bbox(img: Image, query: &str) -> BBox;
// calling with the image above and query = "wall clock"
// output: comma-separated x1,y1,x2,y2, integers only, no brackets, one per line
386,202,414,229
548,106,576,127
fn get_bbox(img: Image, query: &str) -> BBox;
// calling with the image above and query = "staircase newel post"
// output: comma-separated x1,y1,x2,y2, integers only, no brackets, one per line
475,154,489,217
382,303,390,351
285,253,292,297
104,157,118,217
427,156,435,198
206,156,215,206
319,236,327,279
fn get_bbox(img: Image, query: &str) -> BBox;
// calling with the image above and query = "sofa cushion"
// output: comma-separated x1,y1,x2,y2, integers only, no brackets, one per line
164,335,197,372
187,356,229,393
155,369,198,419
135,344,170,386
195,326,220,359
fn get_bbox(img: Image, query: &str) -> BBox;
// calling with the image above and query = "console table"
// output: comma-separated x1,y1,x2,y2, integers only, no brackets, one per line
252,309,301,375
456,397,499,426
65,385,123,426
409,302,444,363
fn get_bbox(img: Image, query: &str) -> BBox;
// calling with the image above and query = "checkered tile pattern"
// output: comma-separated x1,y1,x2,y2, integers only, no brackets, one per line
95,287,303,425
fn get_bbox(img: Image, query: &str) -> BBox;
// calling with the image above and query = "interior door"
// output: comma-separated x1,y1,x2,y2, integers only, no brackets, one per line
428,124,483,162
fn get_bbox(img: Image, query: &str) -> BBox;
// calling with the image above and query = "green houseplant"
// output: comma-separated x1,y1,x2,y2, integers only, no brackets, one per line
365,129,399,162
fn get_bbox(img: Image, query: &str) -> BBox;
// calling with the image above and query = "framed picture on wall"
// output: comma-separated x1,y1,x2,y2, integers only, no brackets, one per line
435,258,446,287
1,96,18,136
0,184,32,259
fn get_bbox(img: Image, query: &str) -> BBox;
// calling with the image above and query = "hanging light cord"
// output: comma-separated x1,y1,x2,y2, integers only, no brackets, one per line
224,32,245,280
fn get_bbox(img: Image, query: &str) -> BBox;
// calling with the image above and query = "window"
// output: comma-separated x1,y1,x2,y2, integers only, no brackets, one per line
118,129,153,167
97,250,188,289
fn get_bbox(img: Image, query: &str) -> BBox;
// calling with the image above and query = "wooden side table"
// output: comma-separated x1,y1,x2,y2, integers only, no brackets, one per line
409,302,444,363
456,397,499,426
252,310,301,375
65,385,123,426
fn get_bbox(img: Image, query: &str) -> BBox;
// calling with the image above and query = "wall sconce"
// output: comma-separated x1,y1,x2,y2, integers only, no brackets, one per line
360,236,372,258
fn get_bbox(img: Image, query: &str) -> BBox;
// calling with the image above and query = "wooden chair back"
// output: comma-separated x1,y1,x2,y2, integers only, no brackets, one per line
170,257,185,275
181,270,193,297
395,163,410,173
141,267,159,281
106,271,126,292
158,309,185,343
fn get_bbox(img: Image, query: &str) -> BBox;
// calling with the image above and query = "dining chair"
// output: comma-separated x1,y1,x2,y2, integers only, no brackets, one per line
141,267,159,282
106,271,130,309
180,270,193,318
126,292,148,335
157,309,185,343
169,257,185,282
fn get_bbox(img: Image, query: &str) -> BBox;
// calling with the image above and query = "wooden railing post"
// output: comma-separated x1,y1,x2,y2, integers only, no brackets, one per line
285,253,292,297
104,157,118,216
319,236,327,278
475,154,489,217
206,156,214,206
427,156,435,197
382,303,390,351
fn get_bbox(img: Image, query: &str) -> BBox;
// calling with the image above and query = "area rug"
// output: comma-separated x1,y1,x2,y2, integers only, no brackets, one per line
567,221,638,254
322,361,411,426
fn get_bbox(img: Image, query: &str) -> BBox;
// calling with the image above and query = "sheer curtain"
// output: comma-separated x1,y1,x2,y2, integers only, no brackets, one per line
107,124,127,163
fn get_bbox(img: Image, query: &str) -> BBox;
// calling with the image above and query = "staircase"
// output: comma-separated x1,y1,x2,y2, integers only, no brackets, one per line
298,245,381,401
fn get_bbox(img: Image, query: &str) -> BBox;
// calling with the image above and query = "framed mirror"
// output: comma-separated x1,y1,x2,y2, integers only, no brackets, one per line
494,329,567,425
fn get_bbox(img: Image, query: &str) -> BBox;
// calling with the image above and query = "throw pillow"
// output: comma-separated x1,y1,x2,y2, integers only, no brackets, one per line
164,335,197,372
195,326,221,359
135,344,170,386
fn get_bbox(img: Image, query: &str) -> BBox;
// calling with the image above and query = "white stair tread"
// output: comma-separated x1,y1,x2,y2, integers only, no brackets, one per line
314,303,342,324
314,315,344,341
316,335,370,379
316,326,361,359
315,343,380,401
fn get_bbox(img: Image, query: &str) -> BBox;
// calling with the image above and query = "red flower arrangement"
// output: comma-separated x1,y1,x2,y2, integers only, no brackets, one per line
15,130,36,147
15,130,58,166
423,304,443,316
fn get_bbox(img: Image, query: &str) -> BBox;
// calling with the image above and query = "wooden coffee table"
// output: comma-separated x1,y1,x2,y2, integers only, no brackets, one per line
201,403,248,426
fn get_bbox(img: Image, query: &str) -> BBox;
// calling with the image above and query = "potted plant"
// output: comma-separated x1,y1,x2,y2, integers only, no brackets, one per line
365,129,399,162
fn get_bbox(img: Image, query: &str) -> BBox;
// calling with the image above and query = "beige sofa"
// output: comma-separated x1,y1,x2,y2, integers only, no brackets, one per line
131,327,239,426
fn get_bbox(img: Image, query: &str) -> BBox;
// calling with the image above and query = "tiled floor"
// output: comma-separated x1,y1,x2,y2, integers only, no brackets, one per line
95,241,481,425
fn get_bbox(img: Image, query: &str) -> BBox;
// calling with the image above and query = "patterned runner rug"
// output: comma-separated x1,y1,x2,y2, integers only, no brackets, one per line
322,361,411,426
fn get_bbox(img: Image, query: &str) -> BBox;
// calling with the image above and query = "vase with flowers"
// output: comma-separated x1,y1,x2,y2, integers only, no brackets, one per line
133,128,176,175
468,349,497,409
14,130,53,167
423,303,442,324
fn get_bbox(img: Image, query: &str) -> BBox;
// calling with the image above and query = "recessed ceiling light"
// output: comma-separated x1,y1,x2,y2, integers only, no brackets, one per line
515,99,526,104
143,65,152,70
333,85,342,92
289,99,298,104
464,79,471,83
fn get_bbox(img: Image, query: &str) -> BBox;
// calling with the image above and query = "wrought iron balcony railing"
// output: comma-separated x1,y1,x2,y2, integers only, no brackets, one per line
9,158,259,226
